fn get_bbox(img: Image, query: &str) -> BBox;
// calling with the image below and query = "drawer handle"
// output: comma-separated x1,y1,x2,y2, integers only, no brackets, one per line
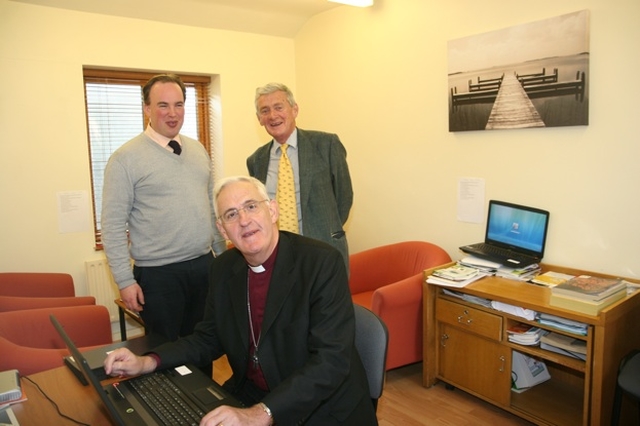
441,333,449,347
457,315,473,325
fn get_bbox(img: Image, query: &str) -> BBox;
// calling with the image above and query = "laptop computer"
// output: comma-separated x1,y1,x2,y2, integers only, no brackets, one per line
459,200,550,267
50,314,243,426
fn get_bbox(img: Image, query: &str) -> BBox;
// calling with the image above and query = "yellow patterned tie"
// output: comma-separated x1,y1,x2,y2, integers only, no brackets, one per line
276,143,299,233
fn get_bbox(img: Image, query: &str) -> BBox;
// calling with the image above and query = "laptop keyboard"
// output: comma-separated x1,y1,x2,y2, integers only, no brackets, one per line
129,372,205,426
475,243,535,264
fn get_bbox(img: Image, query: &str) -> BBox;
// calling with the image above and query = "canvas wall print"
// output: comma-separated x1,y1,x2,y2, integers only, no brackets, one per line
448,10,590,132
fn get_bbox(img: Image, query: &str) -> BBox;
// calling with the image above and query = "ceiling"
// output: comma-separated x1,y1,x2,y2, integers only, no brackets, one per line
11,0,343,37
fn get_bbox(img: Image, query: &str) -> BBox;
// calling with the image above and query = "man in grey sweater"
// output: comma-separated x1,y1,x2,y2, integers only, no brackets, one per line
102,74,226,344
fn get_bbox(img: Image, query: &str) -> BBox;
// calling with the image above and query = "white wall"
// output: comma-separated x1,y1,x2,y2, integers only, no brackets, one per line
295,0,640,278
1,0,638,298
0,0,295,294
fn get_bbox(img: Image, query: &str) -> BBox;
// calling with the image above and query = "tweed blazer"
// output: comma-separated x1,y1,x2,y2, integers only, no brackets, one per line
246,129,353,267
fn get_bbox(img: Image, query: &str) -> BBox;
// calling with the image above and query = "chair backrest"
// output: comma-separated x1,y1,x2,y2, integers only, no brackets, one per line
354,304,389,410
0,305,113,376
0,305,112,349
349,241,451,294
0,295,95,312
0,272,75,297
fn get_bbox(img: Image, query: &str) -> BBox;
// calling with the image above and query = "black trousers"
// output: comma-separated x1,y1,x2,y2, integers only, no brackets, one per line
133,252,213,341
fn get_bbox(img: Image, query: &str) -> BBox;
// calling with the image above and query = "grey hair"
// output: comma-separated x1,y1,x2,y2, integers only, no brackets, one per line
254,82,297,113
213,176,270,218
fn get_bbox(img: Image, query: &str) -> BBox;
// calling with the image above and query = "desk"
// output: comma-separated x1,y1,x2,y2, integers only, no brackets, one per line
14,366,113,425
13,356,233,425
423,263,640,426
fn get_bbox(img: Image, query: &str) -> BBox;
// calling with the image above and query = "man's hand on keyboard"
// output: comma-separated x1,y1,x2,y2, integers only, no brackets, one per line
104,348,158,378
200,404,273,426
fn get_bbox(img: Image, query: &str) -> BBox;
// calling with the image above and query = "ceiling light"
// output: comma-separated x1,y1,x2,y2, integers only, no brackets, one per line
328,0,374,7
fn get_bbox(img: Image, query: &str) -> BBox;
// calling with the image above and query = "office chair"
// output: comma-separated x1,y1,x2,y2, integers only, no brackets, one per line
612,349,640,425
353,304,389,411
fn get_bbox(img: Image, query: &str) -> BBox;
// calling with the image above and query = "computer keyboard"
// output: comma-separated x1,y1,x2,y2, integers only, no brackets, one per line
474,243,536,265
129,372,205,426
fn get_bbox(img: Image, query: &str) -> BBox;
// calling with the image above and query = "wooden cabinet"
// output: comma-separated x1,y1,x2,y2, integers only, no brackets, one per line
423,263,640,426
438,323,511,405
437,298,510,405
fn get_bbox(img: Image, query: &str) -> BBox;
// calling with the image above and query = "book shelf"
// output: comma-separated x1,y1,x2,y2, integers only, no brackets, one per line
422,263,640,426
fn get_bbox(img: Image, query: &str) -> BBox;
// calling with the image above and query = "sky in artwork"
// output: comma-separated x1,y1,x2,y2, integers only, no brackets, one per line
448,10,590,75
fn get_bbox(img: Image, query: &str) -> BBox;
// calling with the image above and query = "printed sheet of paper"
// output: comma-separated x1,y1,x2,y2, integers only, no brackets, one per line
57,190,92,233
457,177,485,223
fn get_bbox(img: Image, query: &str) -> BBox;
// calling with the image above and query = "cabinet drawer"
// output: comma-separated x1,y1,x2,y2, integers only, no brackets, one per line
436,297,502,341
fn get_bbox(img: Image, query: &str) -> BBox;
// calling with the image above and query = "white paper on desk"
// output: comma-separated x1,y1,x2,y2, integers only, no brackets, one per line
427,272,490,288
459,256,502,269
427,276,470,288
491,301,536,321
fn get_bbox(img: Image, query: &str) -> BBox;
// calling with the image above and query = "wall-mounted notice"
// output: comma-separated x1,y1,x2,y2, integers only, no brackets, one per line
57,190,92,233
457,178,485,223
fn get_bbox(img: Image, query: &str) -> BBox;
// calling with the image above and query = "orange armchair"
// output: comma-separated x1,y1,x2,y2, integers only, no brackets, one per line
0,305,113,376
0,272,75,297
349,241,451,370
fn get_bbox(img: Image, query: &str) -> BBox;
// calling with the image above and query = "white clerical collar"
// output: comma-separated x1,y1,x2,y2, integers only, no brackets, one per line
249,264,266,273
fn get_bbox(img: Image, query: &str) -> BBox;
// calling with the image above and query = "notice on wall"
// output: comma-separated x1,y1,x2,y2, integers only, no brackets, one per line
57,190,92,233
457,177,485,223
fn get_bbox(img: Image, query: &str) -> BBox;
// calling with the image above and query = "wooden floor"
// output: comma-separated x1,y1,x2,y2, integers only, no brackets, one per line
213,357,534,425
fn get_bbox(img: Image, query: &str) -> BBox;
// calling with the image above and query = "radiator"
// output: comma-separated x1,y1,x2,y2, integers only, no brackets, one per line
85,259,120,321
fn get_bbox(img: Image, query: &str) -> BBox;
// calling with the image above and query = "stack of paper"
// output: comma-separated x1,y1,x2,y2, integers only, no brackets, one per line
458,256,501,273
507,323,545,345
530,271,575,287
427,263,490,288
491,301,537,321
540,332,587,360
495,263,541,281
431,264,480,281
537,313,588,336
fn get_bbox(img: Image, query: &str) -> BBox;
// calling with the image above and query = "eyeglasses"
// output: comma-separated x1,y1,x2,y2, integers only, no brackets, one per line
218,200,269,223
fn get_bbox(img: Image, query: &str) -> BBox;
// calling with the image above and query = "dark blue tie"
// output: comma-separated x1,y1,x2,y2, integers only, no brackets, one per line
168,140,181,155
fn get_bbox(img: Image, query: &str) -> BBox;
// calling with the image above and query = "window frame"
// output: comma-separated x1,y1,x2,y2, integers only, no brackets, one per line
83,68,212,249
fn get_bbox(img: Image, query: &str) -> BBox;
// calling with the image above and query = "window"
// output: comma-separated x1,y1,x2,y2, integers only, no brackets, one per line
83,69,212,248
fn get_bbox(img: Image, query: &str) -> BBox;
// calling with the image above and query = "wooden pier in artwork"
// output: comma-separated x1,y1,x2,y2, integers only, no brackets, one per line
450,68,586,114
485,73,545,129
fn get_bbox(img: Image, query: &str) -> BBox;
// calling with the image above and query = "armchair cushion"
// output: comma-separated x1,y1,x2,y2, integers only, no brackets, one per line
349,241,451,370
0,337,72,377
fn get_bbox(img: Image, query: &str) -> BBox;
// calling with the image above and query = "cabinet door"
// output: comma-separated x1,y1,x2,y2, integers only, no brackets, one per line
438,323,511,406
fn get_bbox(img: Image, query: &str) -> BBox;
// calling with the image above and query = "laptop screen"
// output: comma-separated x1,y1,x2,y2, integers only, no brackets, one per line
486,200,550,256
50,314,128,426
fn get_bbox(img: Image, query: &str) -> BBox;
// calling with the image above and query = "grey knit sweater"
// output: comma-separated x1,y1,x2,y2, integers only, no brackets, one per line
101,133,225,289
